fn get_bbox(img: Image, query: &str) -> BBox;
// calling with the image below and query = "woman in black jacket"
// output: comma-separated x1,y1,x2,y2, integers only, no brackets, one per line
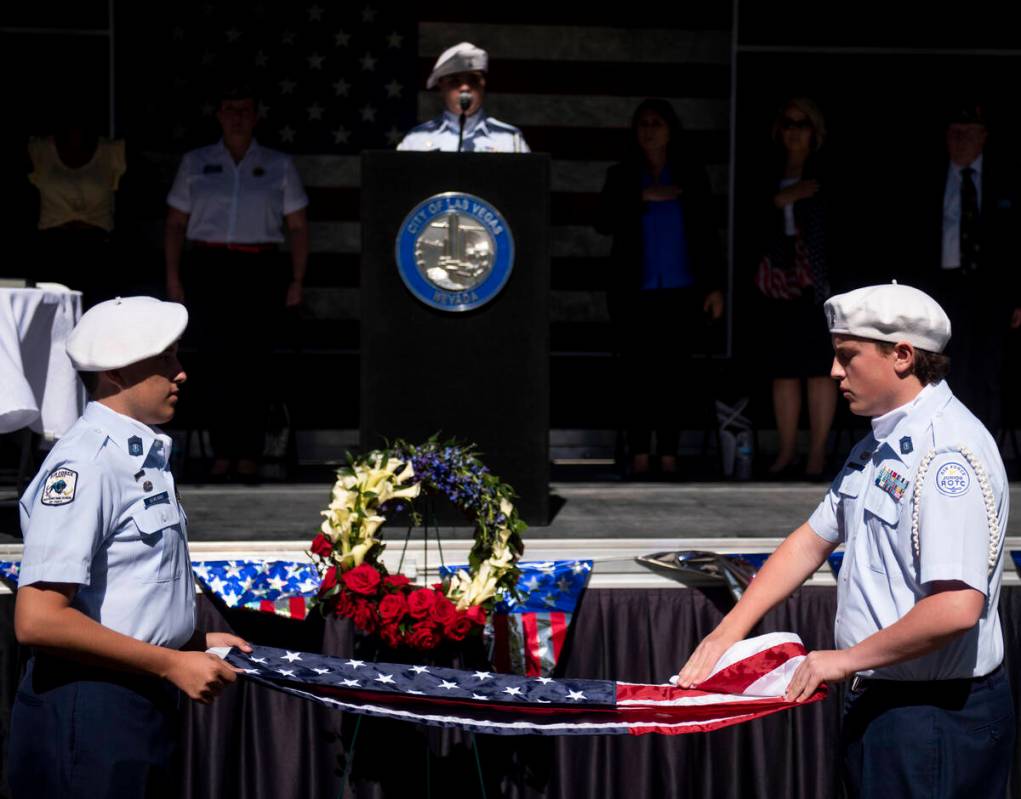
596,98,724,479
752,97,836,479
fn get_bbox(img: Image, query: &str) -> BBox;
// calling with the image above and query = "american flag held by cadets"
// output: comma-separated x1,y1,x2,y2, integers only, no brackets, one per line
215,632,825,736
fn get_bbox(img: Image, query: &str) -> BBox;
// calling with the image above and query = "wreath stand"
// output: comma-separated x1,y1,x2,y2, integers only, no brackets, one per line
336,494,490,799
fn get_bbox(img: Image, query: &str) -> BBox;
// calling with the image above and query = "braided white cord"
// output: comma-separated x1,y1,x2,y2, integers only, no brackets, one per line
911,448,938,565
911,446,1001,575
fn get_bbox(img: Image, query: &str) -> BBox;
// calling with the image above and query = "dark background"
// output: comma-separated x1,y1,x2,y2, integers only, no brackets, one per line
4,2,1021,467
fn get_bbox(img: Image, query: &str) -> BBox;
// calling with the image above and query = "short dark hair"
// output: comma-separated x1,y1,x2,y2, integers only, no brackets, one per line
77,370,99,396
218,76,258,105
876,342,950,385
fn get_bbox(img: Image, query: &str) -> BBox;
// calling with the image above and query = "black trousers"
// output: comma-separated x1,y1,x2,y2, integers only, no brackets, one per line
184,247,289,461
7,656,181,798
841,665,1014,798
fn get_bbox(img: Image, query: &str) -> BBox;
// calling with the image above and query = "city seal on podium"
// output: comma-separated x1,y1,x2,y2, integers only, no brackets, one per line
395,192,514,312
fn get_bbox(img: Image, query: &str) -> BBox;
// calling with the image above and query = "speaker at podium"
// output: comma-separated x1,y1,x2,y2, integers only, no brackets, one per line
360,151,551,525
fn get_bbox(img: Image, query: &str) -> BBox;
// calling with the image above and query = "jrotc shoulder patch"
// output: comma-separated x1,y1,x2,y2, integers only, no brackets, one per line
41,468,78,506
935,461,971,496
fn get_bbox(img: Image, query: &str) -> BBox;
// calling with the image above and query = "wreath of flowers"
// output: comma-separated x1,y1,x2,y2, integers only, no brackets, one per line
308,439,526,651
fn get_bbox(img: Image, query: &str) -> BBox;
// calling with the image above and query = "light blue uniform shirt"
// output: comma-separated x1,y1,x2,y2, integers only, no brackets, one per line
397,109,530,153
809,380,1007,680
19,402,196,649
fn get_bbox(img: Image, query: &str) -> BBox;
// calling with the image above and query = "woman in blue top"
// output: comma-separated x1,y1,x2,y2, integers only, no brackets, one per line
597,99,724,479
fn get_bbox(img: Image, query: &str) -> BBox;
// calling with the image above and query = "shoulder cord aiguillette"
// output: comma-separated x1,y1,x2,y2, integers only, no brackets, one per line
911,447,1000,574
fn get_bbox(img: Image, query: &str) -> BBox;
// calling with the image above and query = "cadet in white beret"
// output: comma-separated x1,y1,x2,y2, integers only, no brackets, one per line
9,295,251,797
823,282,952,354
678,283,1012,797
397,41,529,153
66,295,189,372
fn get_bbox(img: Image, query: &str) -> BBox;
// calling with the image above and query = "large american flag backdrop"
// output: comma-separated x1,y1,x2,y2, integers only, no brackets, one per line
217,632,823,736
123,6,732,430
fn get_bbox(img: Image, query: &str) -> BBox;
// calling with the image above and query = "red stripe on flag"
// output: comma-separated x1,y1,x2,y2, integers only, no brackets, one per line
697,642,806,694
289,597,307,620
548,611,568,663
520,612,543,677
260,600,274,613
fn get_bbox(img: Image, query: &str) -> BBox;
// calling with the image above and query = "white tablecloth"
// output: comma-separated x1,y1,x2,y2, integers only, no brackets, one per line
0,288,85,438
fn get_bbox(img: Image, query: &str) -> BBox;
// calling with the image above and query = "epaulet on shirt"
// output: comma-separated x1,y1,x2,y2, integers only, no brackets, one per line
410,118,442,134
56,422,111,463
486,117,522,134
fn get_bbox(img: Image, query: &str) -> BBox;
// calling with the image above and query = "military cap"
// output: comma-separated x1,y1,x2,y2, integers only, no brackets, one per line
824,283,952,353
66,296,188,371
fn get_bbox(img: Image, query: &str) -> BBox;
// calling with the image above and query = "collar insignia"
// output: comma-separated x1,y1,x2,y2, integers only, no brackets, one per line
900,436,913,455
128,436,144,457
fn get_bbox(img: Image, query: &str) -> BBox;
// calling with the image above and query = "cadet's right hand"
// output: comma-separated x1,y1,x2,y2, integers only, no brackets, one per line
166,650,239,703
674,631,738,688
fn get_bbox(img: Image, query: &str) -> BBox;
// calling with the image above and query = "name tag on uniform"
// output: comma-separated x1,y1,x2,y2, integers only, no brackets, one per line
144,491,171,508
875,465,909,502
202,164,223,174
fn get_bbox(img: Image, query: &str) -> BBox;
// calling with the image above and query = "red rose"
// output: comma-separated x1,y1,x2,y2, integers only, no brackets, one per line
464,605,486,627
352,599,379,633
342,564,382,596
379,592,408,623
310,533,333,558
430,594,457,627
407,621,441,651
380,623,402,649
445,614,473,641
320,566,338,594
385,574,411,589
407,588,436,620
334,590,355,618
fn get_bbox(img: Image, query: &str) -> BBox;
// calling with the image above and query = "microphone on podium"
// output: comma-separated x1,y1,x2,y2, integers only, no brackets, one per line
457,91,472,152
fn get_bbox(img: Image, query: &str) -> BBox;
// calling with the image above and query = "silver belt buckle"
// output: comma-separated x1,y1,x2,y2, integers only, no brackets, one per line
850,675,865,693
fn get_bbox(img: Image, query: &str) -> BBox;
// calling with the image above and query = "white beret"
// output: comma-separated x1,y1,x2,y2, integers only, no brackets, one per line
823,283,951,353
426,42,488,89
66,296,188,371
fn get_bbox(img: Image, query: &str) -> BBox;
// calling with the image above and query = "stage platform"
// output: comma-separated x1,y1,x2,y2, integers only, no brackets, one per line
6,480,1021,543
4,480,1021,592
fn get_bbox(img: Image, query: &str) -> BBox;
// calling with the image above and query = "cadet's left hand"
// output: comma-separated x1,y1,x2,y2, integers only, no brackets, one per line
286,280,303,308
205,632,253,654
785,649,853,702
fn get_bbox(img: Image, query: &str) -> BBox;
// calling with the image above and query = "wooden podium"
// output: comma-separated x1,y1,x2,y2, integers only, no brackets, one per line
360,151,551,524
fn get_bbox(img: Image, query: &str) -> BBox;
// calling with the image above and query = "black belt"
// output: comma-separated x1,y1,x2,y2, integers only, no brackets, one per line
850,663,1003,694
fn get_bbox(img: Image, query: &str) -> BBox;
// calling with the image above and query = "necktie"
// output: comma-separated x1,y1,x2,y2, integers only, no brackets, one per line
960,166,979,273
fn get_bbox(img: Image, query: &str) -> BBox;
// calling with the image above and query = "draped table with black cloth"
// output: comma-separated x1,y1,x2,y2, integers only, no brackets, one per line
4,587,1021,798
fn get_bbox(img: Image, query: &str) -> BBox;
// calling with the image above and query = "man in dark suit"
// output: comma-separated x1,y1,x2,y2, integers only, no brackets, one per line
904,102,1021,434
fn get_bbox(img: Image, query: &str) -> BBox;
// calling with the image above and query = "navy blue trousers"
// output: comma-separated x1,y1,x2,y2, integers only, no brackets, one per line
842,665,1015,798
7,656,181,799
